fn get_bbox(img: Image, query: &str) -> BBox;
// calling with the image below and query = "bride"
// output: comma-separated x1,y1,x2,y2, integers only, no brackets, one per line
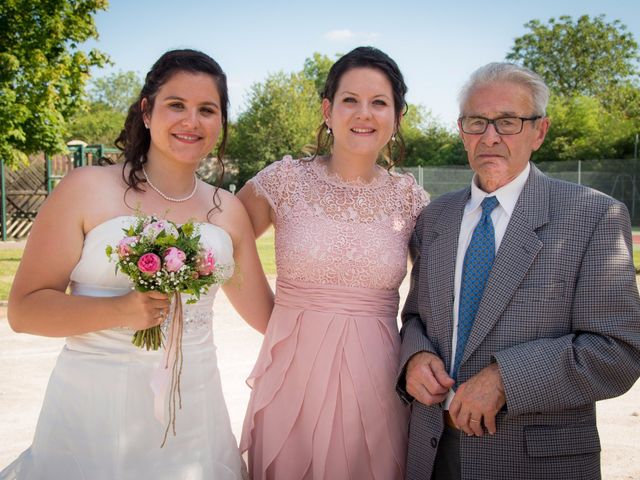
0,49,273,480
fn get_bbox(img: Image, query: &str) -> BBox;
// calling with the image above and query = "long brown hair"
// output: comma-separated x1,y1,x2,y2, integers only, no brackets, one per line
114,49,229,212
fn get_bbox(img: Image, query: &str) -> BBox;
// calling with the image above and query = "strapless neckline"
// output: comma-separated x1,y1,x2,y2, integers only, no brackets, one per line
84,215,233,246
69,214,235,296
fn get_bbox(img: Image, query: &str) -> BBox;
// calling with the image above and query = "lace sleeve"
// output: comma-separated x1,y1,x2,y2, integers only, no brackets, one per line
248,155,296,212
403,172,430,221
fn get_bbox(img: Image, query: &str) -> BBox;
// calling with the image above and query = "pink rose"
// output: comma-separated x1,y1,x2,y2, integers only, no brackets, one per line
164,247,186,272
137,253,161,275
197,249,216,276
117,236,138,258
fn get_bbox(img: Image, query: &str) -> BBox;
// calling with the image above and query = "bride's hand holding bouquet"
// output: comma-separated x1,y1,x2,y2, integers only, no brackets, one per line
106,214,228,350
114,289,171,339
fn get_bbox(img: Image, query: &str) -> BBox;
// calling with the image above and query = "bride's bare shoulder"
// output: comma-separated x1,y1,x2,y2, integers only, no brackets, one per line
201,185,251,244
55,164,126,195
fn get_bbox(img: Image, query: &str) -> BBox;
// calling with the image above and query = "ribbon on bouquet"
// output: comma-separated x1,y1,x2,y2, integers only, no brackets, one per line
150,291,184,448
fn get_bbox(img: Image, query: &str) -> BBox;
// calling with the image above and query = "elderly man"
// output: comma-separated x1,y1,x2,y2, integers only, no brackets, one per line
398,62,640,480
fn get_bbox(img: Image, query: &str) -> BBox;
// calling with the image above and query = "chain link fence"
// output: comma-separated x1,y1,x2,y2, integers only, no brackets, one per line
401,159,640,226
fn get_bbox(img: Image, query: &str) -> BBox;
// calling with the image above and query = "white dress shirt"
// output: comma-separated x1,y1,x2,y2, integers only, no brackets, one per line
444,163,531,409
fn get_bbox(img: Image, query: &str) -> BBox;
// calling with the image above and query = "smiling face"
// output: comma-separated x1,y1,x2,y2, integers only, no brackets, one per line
142,71,222,166
323,67,397,163
459,81,549,192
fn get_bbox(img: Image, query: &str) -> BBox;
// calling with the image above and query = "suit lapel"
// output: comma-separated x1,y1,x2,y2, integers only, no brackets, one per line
426,188,469,369
462,165,549,364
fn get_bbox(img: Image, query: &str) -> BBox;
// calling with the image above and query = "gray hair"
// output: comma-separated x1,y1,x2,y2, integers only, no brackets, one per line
458,62,550,116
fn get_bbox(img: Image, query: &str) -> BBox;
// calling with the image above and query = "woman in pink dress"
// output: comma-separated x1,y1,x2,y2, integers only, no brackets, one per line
238,46,429,479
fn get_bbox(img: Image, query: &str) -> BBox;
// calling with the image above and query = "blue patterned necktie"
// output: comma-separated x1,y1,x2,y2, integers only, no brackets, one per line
452,195,499,383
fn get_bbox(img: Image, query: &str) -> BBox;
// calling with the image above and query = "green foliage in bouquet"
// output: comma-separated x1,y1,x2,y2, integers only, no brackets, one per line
106,215,230,350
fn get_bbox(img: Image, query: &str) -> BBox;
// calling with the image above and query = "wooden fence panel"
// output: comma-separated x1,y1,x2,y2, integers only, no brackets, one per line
1,154,74,240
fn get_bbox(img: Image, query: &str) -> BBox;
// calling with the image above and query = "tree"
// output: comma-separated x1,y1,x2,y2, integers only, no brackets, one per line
402,105,465,166
507,15,640,161
66,104,125,146
602,81,640,121
228,71,321,185
67,71,142,146
535,95,636,162
507,15,639,99
0,0,109,166
86,70,142,114
302,52,335,98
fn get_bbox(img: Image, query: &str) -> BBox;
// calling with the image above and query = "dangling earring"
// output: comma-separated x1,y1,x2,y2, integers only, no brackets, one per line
391,133,396,142
144,122,150,129
326,126,332,136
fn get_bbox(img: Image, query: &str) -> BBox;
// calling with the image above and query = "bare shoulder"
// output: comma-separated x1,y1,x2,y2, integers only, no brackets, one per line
216,188,250,222
45,164,127,231
202,186,251,245
55,164,123,197
199,183,240,210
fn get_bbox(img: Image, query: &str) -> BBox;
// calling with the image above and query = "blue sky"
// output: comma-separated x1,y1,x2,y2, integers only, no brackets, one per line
86,0,639,128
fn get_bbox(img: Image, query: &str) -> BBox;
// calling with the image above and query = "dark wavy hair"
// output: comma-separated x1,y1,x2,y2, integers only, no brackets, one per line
113,49,229,210
313,46,408,167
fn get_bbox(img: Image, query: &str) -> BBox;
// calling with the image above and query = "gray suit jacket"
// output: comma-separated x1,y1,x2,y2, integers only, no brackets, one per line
398,165,640,480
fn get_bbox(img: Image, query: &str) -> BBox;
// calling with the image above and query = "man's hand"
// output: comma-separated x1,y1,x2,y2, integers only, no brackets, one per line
405,352,455,405
449,363,506,436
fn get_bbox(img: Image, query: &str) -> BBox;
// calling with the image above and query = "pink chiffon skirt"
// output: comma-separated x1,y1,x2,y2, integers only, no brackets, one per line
240,278,408,480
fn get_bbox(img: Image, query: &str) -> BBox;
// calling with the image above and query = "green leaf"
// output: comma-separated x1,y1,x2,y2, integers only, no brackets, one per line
0,0,109,166
181,223,194,237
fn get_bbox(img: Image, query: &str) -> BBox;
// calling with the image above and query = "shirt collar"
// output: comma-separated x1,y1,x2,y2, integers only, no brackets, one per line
465,162,531,217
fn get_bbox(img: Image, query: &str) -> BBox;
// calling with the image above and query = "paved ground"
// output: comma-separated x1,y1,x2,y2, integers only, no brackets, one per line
0,240,25,250
1,280,639,479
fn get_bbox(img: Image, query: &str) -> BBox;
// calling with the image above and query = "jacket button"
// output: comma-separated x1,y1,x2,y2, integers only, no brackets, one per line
430,438,438,448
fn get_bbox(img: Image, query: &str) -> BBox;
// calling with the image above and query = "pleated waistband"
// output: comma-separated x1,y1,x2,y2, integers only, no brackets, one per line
275,278,399,317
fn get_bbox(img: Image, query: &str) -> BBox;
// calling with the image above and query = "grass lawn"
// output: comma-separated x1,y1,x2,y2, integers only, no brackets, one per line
0,249,23,301
256,228,276,276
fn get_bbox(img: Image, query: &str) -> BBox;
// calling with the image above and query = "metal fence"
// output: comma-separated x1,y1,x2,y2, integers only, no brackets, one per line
402,159,640,225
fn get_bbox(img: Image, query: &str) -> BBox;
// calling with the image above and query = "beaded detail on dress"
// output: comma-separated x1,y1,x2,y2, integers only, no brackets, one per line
250,156,429,290
160,306,213,334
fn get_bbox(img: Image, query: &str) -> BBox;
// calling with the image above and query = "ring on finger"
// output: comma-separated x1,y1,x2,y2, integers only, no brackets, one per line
470,418,480,423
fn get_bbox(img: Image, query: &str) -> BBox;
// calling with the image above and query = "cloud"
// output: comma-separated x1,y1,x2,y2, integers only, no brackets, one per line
324,29,380,42
325,29,355,41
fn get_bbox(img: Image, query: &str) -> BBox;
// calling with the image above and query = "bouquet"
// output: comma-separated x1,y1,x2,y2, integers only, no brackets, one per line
106,215,228,350
106,215,231,446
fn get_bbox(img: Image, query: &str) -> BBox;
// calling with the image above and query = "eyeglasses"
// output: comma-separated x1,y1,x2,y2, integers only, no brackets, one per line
459,116,542,135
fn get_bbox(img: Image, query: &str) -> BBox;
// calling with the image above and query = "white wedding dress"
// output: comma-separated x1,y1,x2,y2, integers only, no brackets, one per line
0,216,244,480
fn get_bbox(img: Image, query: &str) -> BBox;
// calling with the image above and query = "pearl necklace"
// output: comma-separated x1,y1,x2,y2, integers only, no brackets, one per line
142,166,198,203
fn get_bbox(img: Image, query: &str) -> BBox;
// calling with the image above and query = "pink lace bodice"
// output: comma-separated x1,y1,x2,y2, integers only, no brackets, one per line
250,156,429,290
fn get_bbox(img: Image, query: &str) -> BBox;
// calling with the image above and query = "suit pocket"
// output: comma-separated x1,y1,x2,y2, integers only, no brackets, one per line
511,281,566,303
524,423,601,457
